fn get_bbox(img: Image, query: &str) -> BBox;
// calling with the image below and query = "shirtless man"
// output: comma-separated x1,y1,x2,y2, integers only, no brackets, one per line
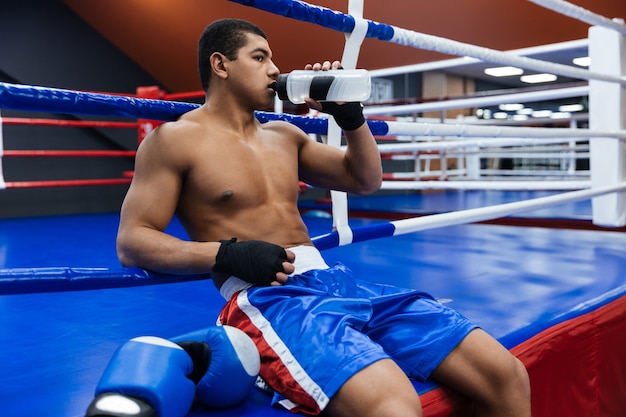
116,18,531,417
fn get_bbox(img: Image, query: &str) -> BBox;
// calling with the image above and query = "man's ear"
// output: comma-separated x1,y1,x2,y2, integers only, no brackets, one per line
210,52,229,80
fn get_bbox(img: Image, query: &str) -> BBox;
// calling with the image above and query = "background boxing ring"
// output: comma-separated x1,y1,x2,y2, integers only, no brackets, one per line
2,0,626,416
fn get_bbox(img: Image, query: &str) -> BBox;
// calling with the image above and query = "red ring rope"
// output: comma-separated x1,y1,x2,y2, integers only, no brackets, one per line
1,117,138,129
4,178,132,189
3,150,136,157
1,113,139,190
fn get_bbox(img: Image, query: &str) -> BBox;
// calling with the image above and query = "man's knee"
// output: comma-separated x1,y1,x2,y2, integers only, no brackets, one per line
509,356,531,401
325,359,422,417
488,354,531,414
369,394,423,417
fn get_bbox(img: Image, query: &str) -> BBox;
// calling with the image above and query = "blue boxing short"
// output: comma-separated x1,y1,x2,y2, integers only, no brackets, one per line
217,245,477,415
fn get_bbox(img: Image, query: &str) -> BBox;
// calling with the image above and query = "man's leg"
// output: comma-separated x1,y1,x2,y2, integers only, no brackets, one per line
430,328,531,417
323,358,422,417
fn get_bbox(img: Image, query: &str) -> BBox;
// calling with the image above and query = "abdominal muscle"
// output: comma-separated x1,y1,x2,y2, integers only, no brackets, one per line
179,199,312,244
177,199,314,290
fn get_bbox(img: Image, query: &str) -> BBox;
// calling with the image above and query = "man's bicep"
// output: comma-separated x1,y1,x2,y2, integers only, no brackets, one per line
120,143,183,233
120,177,180,232
298,137,352,190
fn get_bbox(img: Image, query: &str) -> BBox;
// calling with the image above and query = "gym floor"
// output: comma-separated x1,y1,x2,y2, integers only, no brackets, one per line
1,191,625,416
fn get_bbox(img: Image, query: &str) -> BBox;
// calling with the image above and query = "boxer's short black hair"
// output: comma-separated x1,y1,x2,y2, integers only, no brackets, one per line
198,19,267,92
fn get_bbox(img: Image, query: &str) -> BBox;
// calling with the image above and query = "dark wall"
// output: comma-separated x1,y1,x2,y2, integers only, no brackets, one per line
0,0,163,218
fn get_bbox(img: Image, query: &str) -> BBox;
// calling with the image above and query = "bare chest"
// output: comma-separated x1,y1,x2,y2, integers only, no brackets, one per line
181,135,300,209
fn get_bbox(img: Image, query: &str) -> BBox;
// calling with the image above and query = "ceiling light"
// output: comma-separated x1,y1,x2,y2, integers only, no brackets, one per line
499,103,524,111
558,104,584,112
572,56,591,67
484,66,524,77
521,73,557,84
517,108,534,115
512,114,528,121
476,109,492,119
551,112,571,119
532,110,553,118
493,112,509,119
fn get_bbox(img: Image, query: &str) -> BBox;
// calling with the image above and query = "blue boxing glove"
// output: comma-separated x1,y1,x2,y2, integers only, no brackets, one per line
85,336,196,417
176,326,261,409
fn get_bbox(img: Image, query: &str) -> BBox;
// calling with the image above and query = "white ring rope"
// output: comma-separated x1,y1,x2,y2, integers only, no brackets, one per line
388,28,626,86
477,171,589,178
365,85,589,116
381,180,591,191
369,39,589,79
388,182,626,235
382,122,626,141
527,0,626,35
375,138,589,154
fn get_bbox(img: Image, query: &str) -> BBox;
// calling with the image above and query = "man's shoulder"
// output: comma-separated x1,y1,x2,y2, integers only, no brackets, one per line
145,114,203,144
261,119,308,140
262,118,298,130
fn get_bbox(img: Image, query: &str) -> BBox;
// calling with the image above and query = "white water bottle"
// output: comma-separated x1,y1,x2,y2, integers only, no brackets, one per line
275,69,371,104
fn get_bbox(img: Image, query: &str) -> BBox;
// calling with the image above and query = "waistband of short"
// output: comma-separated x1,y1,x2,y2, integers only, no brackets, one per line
219,245,329,300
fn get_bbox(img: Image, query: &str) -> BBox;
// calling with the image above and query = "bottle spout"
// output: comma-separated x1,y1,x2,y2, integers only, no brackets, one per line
275,74,289,101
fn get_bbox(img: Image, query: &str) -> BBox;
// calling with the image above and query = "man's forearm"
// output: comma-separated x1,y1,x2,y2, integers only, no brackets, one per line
117,227,219,275
343,124,383,194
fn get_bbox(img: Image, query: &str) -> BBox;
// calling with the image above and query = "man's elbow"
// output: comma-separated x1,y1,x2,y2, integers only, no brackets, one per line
116,238,138,268
353,175,382,195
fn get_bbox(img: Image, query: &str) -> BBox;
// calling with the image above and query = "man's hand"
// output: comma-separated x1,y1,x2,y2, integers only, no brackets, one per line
213,238,295,286
304,60,342,113
304,60,365,131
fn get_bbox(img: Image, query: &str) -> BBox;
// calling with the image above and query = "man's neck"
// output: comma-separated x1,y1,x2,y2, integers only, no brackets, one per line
202,95,259,135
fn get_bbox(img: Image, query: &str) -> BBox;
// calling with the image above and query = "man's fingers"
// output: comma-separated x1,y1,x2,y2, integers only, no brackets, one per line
284,249,296,263
282,261,295,274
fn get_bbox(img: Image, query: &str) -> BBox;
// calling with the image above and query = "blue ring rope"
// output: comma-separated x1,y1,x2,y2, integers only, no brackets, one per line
311,221,397,251
0,218,400,293
0,82,389,136
0,267,210,295
230,0,395,41
0,82,197,121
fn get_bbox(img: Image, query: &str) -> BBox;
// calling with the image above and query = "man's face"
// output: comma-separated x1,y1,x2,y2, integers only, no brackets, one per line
230,33,280,109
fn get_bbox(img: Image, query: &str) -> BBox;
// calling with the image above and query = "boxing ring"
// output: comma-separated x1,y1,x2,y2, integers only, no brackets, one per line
2,0,626,416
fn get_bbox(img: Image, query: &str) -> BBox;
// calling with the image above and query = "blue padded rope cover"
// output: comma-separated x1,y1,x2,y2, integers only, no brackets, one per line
229,0,395,41
0,82,197,121
0,219,396,293
0,266,210,295
0,82,390,135
312,222,397,250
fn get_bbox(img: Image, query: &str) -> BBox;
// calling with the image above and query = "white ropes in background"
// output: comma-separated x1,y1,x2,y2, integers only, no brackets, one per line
375,138,587,153
527,0,626,35
388,27,626,86
312,181,626,249
369,39,589,79
381,180,591,191
365,85,589,116
382,122,626,141
389,182,626,235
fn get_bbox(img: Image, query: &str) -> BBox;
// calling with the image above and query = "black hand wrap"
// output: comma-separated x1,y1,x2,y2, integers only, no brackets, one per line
321,101,365,131
213,238,288,286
